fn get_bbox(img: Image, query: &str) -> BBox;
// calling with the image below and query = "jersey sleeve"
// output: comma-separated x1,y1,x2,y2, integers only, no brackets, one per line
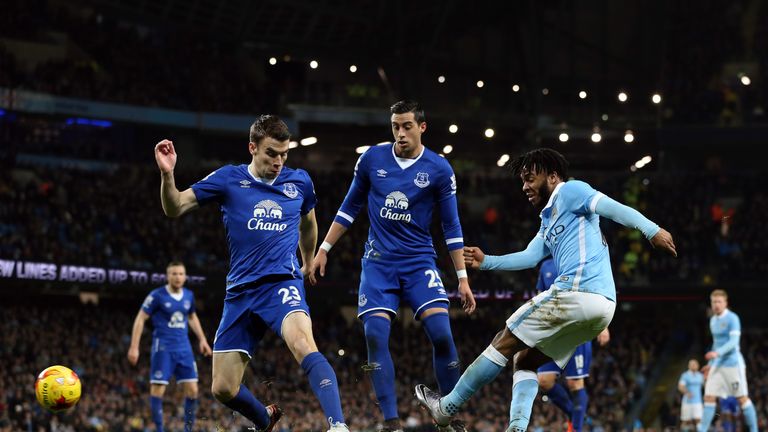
480,235,550,271
191,165,232,205
188,291,196,314
678,372,686,387
300,170,318,215
594,195,661,240
334,152,371,227
561,180,604,215
436,162,463,250
141,292,157,315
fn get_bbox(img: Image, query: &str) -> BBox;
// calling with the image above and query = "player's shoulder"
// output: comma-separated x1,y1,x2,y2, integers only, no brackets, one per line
182,286,195,297
280,166,312,183
204,164,241,180
560,179,594,194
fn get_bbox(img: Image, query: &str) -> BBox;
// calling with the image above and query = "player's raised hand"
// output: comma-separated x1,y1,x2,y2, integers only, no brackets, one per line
127,347,140,366
704,351,718,361
155,139,177,173
649,228,677,257
463,246,485,270
458,279,476,314
199,339,212,357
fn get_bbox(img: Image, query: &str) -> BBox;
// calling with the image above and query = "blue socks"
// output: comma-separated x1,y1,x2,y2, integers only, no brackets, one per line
441,346,507,415
301,351,345,426
698,402,716,432
508,371,539,431
544,382,573,418
222,384,270,429
571,388,588,432
363,315,398,421
184,397,197,432
150,396,164,432
422,312,461,395
742,400,758,432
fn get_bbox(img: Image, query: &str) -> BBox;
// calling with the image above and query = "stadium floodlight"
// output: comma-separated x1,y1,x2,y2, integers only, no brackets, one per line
355,145,370,154
448,124,458,134
618,91,628,102
269,57,277,65
741,75,751,86
579,90,587,99
512,84,520,92
624,130,634,143
288,141,299,149
300,137,317,146
559,133,569,143
438,75,446,83
484,128,495,138
349,65,357,73
476,80,484,88
309,60,318,69
601,114,609,121
443,145,453,154
641,155,652,164
591,132,602,143
496,154,510,167
338,349,345,356
652,93,662,104
542,88,549,95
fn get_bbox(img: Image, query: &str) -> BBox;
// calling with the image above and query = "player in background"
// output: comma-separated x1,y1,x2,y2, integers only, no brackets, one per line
127,261,212,432
154,115,348,432
719,396,740,432
698,289,757,432
678,359,704,431
534,258,610,432
310,100,475,432
414,148,676,432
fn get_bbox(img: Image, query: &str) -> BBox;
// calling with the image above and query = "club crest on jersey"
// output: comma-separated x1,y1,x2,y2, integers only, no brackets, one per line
248,200,288,231
183,300,191,310
358,294,368,306
414,172,430,188
380,191,411,223
239,179,251,188
283,183,299,199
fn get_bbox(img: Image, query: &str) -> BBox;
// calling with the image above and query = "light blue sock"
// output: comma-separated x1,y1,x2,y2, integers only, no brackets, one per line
440,346,507,415
742,400,758,432
698,402,716,432
508,371,539,431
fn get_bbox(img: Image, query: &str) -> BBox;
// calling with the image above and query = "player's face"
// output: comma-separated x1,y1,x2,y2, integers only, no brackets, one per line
250,137,290,179
391,112,426,158
520,169,557,209
166,265,186,291
710,295,727,314
688,359,699,371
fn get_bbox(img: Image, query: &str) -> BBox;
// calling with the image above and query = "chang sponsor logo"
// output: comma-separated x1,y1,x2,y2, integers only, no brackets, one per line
380,191,411,223
247,200,288,231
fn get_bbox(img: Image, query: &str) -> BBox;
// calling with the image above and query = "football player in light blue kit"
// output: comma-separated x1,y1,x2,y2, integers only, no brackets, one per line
535,257,610,432
127,261,212,432
678,359,704,431
415,148,677,432
311,100,476,432
154,115,349,432
698,289,758,432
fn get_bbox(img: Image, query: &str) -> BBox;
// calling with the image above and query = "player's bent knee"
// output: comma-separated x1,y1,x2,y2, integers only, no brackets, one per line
566,378,584,391
537,373,556,390
211,379,239,402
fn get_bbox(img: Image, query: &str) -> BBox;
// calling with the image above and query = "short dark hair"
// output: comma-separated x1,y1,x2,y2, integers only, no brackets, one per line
509,148,569,180
390,100,426,123
249,115,291,144
167,260,185,269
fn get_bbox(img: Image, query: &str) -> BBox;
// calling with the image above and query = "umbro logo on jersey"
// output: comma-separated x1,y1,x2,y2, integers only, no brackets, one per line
164,302,171,308
377,169,388,177
240,179,251,188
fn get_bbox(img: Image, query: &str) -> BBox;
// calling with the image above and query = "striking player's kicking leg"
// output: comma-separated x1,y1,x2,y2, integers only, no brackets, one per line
212,352,281,432
282,312,348,431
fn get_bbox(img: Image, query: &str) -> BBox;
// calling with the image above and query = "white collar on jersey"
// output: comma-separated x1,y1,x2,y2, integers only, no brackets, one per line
391,143,425,170
715,308,730,318
247,163,278,185
165,285,184,301
540,182,566,216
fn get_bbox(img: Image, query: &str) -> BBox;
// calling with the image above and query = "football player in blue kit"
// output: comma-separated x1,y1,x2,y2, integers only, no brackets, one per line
154,115,348,432
310,100,476,432
534,258,610,432
414,148,676,432
127,261,212,432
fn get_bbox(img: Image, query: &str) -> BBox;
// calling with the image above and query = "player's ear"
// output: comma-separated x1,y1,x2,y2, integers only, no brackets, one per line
248,141,258,155
419,121,427,133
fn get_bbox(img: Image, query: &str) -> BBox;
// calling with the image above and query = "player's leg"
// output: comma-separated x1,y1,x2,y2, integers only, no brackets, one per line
211,289,277,431
507,346,553,431
174,351,200,432
698,395,718,432
149,383,167,432
735,363,757,432
737,396,757,432
537,366,573,420
420,307,461,395
564,343,592,432
149,350,172,432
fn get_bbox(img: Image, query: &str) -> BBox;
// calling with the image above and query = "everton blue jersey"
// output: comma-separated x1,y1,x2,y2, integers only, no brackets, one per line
141,286,196,353
191,164,317,289
334,144,463,261
539,181,615,301
709,309,744,367
678,370,704,405
536,258,556,292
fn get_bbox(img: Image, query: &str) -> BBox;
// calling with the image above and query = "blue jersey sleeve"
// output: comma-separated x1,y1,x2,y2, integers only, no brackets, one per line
300,170,318,215
436,163,463,251
334,152,370,227
191,166,232,205
480,235,550,271
141,291,157,315
188,290,196,314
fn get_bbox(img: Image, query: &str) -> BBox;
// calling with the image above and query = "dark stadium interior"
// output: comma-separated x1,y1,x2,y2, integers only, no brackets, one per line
1,0,766,431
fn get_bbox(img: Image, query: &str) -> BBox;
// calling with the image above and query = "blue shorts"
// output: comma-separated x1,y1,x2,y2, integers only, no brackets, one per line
537,341,592,379
213,277,309,358
150,350,198,384
357,257,449,319
720,396,740,415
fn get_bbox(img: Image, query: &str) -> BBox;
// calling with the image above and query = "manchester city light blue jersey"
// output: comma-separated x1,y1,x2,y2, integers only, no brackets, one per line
709,309,744,367
191,164,316,289
539,181,615,300
334,144,463,261
536,257,556,292
678,370,704,405
142,286,196,353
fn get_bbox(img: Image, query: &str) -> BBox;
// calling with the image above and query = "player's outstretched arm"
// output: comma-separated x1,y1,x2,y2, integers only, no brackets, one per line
127,310,149,366
155,139,199,217
299,209,318,283
593,195,677,257
465,236,549,272
309,222,348,284
188,312,212,357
